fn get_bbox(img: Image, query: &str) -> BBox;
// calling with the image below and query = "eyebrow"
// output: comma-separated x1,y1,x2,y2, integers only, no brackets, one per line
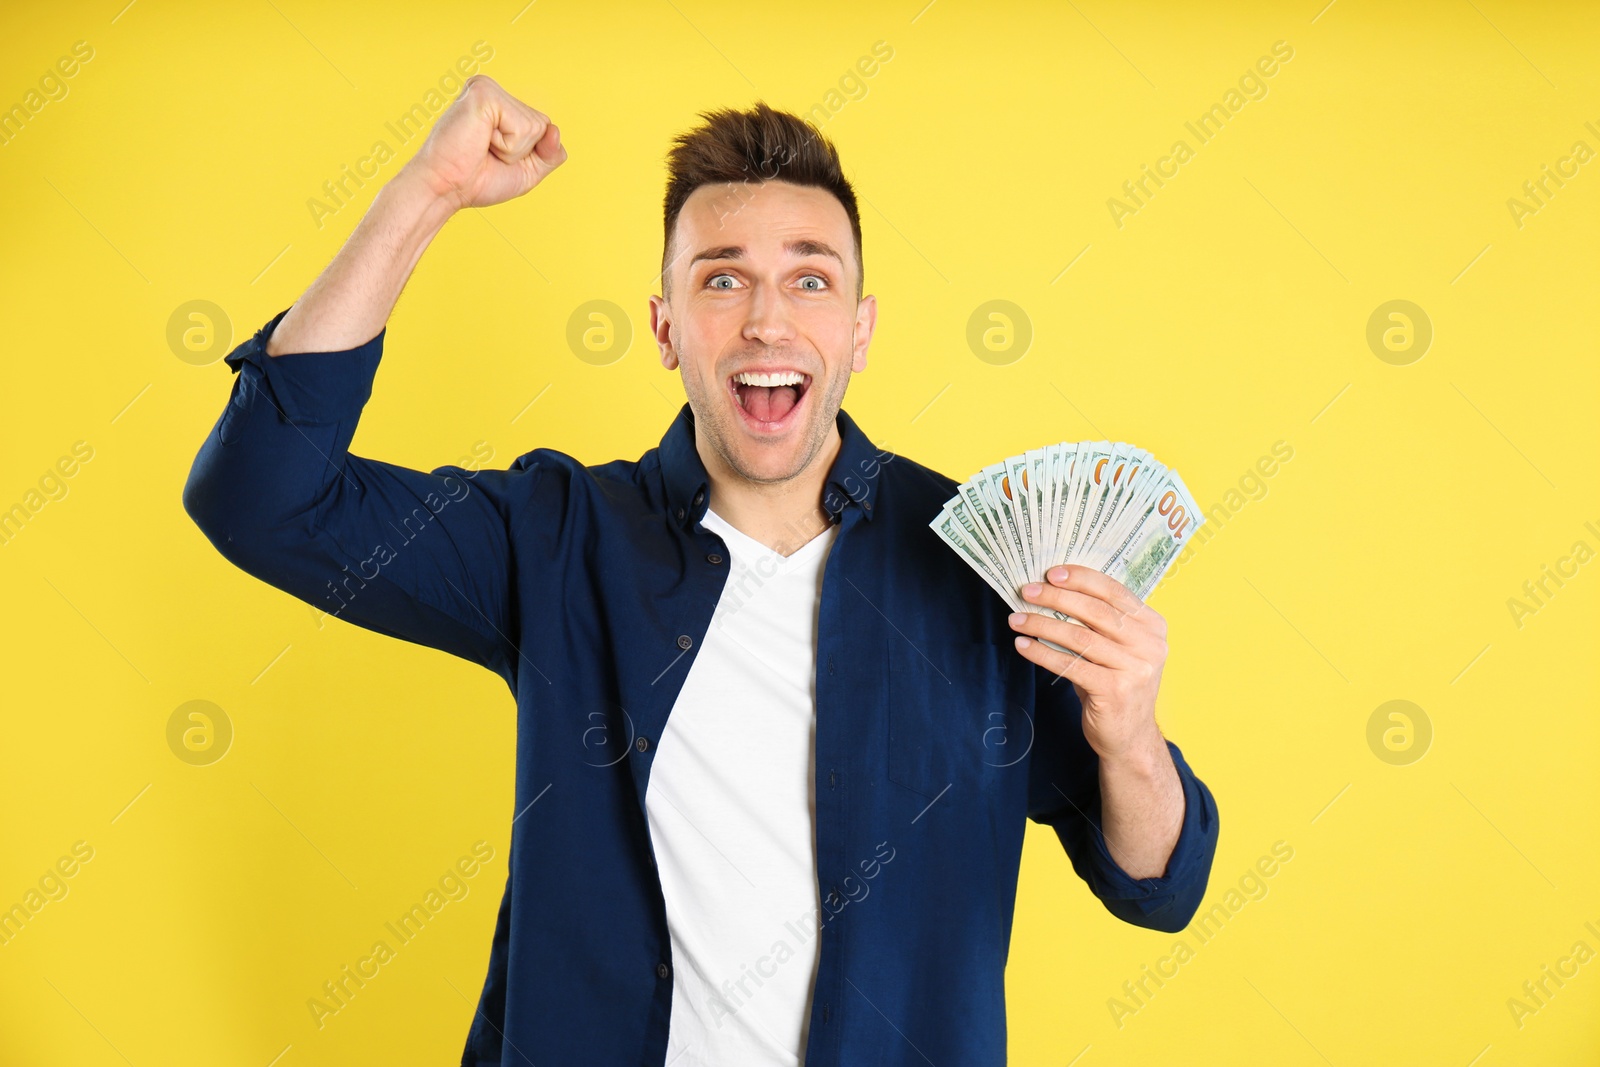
688,239,844,270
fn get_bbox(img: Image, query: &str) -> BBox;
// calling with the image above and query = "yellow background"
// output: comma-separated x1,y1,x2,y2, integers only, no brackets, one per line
2,0,1596,1063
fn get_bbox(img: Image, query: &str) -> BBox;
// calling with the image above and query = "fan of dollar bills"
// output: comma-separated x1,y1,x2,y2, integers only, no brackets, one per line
930,442,1204,645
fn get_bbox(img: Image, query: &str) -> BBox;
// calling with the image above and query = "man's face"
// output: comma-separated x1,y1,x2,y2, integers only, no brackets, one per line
650,180,876,486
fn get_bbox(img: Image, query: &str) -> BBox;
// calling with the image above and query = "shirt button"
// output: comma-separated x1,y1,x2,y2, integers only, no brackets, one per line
693,490,704,506
636,736,649,752
675,507,685,520
657,962,670,979
677,634,693,650
863,501,872,512
707,553,723,565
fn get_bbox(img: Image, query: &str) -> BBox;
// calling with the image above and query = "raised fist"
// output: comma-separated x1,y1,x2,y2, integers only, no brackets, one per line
406,74,568,210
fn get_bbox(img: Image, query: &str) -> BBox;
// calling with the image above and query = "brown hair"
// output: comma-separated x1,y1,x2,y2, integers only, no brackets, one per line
661,101,863,301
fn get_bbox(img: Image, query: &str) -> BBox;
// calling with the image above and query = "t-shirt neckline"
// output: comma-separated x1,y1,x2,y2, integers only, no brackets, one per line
703,506,837,564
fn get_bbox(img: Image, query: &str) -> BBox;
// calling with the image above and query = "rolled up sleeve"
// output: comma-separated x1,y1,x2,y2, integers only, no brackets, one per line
220,306,385,425
1027,673,1220,933
1067,739,1219,932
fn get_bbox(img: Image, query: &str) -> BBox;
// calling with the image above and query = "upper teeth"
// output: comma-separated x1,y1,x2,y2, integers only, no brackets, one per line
735,371,805,387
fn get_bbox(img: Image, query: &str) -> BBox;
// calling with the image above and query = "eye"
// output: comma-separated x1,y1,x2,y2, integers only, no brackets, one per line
798,274,828,291
707,273,740,290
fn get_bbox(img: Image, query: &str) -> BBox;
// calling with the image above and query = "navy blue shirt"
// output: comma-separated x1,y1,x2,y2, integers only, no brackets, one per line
183,307,1219,1065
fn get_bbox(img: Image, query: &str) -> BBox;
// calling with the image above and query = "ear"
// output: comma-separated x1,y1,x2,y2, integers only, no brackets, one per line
851,294,877,374
649,294,678,371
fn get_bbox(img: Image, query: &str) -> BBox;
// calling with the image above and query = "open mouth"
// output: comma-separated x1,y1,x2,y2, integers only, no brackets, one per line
728,369,812,429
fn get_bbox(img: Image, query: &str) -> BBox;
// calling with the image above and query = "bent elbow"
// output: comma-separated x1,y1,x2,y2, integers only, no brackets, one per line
1145,889,1205,934
1102,881,1206,934
181,451,218,540
182,435,286,565
182,437,247,550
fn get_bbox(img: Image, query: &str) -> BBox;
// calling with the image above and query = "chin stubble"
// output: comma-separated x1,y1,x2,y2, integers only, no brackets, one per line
702,365,848,488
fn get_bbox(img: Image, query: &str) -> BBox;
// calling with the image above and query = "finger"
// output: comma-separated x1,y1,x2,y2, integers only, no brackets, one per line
1046,565,1153,626
1009,610,1134,670
1012,631,1113,691
1019,582,1137,641
489,102,549,164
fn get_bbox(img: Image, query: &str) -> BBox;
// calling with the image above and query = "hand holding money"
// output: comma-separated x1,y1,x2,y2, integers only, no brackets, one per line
929,440,1204,761
1011,564,1172,763
929,440,1203,630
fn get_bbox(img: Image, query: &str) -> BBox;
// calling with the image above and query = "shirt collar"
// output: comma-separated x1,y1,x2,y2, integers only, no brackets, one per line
658,402,883,529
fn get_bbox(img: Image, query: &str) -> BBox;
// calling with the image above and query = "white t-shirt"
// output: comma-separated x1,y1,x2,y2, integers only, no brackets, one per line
646,506,839,1067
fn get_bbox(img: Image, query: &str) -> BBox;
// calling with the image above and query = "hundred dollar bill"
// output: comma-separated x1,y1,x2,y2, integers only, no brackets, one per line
930,439,1206,633
931,506,1026,612
1096,472,1201,598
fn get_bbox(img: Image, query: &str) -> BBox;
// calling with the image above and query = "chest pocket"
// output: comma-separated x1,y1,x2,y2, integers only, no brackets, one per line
886,639,1032,800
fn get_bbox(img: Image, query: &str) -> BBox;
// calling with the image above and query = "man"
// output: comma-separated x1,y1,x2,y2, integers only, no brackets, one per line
183,77,1218,1066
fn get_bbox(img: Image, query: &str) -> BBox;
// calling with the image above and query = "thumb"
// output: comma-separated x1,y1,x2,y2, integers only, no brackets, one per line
532,123,567,168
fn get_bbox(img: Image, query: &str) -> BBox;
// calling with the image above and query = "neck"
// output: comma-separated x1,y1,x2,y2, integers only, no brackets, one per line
697,423,842,557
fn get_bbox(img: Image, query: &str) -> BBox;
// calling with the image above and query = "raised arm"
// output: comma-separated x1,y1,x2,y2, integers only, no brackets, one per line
266,74,566,356
182,76,568,685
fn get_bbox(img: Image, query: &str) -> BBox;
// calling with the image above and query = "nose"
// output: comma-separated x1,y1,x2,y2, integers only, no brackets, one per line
741,279,795,348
